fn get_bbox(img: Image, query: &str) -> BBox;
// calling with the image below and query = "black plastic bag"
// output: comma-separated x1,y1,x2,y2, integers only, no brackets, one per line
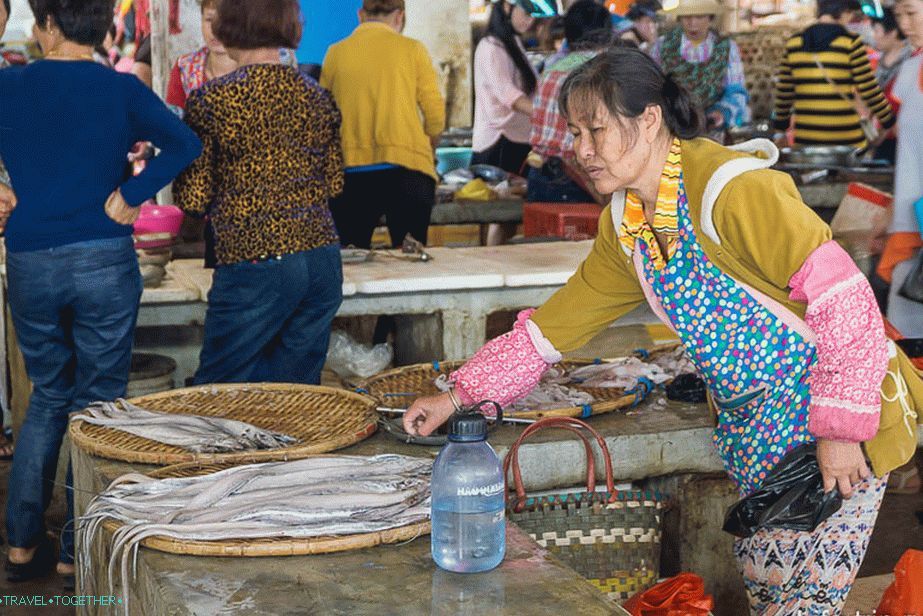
898,251,923,304
723,442,843,538
665,373,708,403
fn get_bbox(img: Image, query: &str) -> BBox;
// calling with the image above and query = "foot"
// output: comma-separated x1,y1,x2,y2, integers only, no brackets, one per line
887,461,921,495
57,562,75,593
6,539,54,582
0,430,14,459
8,546,36,565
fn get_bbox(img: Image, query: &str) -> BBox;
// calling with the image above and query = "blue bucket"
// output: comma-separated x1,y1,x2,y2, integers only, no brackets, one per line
436,147,473,176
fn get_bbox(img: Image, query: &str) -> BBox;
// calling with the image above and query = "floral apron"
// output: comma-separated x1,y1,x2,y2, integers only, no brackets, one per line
638,176,816,496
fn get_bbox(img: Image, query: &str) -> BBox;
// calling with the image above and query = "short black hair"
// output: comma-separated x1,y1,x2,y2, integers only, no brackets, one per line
564,0,613,45
3,0,10,17
817,0,861,19
874,7,905,38
28,0,113,46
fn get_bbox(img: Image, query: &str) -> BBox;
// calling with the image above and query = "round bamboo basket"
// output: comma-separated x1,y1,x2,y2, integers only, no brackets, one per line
70,384,378,466
98,460,430,557
359,344,681,421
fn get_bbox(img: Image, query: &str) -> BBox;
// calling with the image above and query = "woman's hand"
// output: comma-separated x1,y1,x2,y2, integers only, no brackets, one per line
403,393,456,437
0,183,17,233
105,189,141,226
817,439,871,499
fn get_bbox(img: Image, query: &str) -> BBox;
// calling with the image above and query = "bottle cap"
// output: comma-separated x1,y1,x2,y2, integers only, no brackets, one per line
447,411,489,442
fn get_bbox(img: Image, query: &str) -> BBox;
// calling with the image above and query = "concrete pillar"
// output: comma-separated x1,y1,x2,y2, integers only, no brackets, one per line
404,0,473,127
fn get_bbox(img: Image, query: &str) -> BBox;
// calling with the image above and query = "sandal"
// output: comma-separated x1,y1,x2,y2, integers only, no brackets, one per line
6,537,55,583
0,428,14,461
887,464,921,495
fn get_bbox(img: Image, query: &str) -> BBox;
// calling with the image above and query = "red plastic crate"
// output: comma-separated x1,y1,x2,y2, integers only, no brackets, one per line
523,202,604,240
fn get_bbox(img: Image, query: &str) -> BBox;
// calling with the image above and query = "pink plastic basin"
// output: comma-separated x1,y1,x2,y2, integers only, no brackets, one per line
133,204,184,249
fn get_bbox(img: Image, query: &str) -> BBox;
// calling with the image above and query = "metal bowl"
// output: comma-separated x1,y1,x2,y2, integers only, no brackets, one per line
780,146,862,168
470,164,509,183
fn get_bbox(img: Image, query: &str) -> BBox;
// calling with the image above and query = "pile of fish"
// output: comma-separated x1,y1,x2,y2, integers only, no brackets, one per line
435,347,698,412
70,399,298,453
647,345,698,378
79,454,432,614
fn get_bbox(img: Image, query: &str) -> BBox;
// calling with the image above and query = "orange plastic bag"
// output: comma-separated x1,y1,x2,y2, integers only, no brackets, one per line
622,573,714,616
877,549,923,616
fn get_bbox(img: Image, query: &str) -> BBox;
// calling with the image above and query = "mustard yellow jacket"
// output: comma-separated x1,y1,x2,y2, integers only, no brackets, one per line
531,138,921,475
321,22,445,181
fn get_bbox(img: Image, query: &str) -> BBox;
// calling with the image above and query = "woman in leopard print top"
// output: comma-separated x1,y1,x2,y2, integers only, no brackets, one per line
174,0,344,385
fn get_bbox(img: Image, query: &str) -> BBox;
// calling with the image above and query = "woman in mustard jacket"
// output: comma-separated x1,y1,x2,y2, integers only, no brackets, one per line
405,48,921,613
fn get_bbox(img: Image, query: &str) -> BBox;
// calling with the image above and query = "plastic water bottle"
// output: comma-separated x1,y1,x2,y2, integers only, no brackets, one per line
431,408,506,573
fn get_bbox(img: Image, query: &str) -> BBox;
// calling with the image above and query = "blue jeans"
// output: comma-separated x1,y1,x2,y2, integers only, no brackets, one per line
526,162,593,204
193,245,343,385
5,237,141,563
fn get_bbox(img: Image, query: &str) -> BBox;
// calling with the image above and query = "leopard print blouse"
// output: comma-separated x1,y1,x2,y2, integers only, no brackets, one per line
174,64,344,265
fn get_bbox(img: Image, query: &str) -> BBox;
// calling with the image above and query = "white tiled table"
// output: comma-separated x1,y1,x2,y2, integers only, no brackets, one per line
146,242,596,361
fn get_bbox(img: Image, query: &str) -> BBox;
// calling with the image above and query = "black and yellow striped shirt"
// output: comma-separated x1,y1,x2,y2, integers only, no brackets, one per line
773,24,895,148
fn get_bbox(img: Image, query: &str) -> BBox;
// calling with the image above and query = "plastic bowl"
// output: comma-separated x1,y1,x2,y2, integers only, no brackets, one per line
436,147,473,176
133,204,184,249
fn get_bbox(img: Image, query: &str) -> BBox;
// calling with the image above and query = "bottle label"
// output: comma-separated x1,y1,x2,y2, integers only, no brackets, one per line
456,482,504,497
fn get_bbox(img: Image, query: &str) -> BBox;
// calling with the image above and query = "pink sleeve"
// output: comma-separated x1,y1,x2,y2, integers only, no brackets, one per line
475,40,528,110
789,240,889,442
450,309,561,410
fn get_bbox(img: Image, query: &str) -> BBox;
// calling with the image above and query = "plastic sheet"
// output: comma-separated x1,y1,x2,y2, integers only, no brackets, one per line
325,330,393,380
723,442,842,538
876,549,923,615
622,573,714,616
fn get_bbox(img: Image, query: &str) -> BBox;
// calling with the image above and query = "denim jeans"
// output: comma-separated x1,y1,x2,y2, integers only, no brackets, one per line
5,236,141,563
193,245,343,385
526,161,593,204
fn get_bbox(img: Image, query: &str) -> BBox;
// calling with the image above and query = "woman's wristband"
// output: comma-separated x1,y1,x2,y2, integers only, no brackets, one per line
447,388,464,413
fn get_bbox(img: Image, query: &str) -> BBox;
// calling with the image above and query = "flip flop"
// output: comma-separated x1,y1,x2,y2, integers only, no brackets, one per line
0,428,14,461
887,465,921,495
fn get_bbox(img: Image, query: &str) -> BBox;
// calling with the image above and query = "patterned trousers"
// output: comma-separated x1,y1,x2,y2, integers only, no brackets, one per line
734,474,888,615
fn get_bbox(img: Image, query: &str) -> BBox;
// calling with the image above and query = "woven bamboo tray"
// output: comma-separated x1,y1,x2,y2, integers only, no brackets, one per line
69,384,378,466
98,460,430,557
358,344,681,421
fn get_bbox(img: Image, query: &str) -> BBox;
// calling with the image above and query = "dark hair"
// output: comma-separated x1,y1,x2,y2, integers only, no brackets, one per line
874,7,905,38
559,47,702,144
626,1,660,21
570,28,616,51
2,0,9,17
28,0,113,46
817,0,861,19
363,0,404,15
486,2,537,96
198,0,218,11
214,0,302,50
564,1,612,45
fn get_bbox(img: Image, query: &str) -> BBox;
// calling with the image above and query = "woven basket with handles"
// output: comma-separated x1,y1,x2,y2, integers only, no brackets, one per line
504,417,665,602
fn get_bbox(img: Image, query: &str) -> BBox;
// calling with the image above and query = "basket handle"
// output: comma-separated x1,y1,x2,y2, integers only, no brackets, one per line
504,423,596,512
504,417,616,513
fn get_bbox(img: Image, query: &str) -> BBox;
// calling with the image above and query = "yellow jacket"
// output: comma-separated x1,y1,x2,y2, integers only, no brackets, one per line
532,138,921,475
321,22,445,181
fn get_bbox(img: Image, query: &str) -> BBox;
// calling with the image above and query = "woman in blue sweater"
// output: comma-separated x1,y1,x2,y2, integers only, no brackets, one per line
0,0,200,586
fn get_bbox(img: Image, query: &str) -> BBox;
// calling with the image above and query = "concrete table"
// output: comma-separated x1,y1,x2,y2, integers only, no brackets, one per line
146,243,596,369
72,397,724,615
430,198,524,225
78,520,618,616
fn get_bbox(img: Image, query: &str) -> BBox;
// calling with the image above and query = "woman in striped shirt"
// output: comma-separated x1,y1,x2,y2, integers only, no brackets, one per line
773,0,895,148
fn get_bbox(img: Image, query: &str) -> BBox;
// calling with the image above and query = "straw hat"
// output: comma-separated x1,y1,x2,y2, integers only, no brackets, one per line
662,0,723,17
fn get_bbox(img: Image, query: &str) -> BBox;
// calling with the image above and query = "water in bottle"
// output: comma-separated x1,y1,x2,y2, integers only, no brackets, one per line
430,408,505,573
